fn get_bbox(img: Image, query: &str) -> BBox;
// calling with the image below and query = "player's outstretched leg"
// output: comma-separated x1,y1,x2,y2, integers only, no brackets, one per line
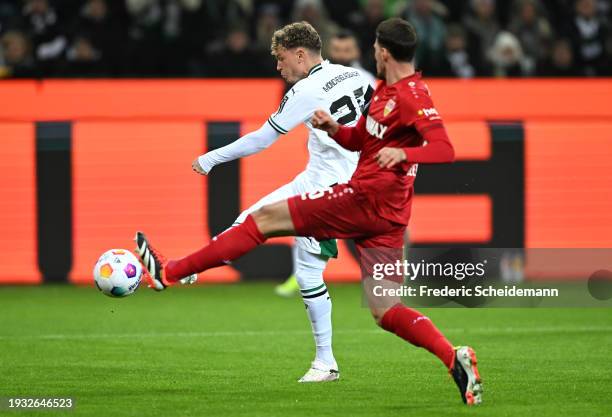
135,201,293,288
134,231,170,291
294,248,338,383
134,232,198,291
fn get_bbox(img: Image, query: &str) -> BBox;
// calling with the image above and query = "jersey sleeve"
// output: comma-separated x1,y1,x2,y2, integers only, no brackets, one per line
331,114,366,152
399,88,444,132
197,121,280,174
267,85,318,135
400,89,455,164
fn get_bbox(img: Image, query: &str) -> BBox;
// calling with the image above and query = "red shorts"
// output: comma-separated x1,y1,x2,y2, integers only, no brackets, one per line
287,183,406,251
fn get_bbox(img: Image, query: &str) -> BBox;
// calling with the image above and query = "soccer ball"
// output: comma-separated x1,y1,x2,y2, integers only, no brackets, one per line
93,249,142,298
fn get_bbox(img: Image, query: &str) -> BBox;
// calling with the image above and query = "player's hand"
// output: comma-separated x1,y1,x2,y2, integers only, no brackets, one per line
311,110,339,136
375,147,407,169
192,157,208,175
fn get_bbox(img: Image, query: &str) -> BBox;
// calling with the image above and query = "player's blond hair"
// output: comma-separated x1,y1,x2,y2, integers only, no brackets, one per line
270,21,322,57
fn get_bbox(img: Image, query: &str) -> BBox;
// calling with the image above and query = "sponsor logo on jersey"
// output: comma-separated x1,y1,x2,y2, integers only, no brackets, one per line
418,107,439,117
366,115,388,139
383,98,396,117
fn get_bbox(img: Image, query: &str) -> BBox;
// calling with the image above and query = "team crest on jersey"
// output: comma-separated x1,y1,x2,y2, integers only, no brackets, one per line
383,98,396,117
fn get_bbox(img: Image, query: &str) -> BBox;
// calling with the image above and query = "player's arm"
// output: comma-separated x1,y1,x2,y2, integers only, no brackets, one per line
376,123,454,168
194,122,280,175
195,86,316,175
404,94,454,164
376,96,454,168
403,121,454,163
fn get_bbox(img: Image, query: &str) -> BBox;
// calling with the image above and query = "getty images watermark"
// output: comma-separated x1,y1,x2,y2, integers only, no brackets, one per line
360,248,612,308
370,258,560,298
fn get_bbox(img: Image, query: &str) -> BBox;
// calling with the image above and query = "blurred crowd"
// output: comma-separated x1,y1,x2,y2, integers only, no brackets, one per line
0,0,611,79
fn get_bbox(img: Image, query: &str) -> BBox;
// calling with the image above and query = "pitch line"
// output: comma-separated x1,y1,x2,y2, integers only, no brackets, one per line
1,325,611,341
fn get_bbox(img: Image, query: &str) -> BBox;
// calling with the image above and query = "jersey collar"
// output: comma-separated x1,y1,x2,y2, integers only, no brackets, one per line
380,71,421,89
307,60,328,76
392,71,421,86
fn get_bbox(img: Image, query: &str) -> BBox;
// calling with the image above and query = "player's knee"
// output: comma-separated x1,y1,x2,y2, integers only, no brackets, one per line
250,207,268,231
370,304,394,327
251,205,276,234
295,264,323,285
295,250,327,290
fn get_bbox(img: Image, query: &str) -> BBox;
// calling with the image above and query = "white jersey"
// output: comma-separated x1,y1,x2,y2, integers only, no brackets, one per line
267,60,373,187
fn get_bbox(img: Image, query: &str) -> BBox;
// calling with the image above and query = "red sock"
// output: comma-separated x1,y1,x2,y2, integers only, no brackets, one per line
380,303,455,369
165,215,265,282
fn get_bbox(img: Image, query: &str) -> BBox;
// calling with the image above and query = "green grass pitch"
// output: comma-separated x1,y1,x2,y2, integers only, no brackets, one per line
1,283,611,417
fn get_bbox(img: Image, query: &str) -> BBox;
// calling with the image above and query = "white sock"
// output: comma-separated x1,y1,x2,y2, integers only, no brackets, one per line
294,247,336,368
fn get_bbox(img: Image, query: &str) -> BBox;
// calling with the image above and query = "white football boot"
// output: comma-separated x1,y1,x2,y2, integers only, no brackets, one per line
298,360,340,383
450,346,483,405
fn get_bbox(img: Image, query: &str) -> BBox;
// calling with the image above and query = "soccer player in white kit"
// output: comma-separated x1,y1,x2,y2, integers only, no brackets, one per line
191,22,373,382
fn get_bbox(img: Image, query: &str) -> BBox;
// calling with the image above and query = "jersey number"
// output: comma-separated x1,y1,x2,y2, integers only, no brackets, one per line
329,87,371,126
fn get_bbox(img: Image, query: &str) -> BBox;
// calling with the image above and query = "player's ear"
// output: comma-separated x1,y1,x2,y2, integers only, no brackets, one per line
381,47,390,62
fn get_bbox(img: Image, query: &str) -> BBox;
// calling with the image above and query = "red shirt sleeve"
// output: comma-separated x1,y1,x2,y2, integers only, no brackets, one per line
400,90,455,164
331,114,366,152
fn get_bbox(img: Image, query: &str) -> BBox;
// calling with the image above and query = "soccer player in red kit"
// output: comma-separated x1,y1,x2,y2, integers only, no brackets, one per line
135,18,483,405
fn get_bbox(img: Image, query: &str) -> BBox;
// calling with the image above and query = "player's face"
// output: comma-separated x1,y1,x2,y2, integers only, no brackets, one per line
374,40,386,79
275,48,304,84
329,37,359,66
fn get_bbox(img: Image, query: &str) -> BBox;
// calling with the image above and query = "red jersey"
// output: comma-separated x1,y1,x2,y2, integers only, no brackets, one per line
332,72,454,225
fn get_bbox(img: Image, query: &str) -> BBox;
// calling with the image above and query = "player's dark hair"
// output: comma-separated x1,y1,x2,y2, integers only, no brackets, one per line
332,29,357,41
375,18,418,62
271,21,322,56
